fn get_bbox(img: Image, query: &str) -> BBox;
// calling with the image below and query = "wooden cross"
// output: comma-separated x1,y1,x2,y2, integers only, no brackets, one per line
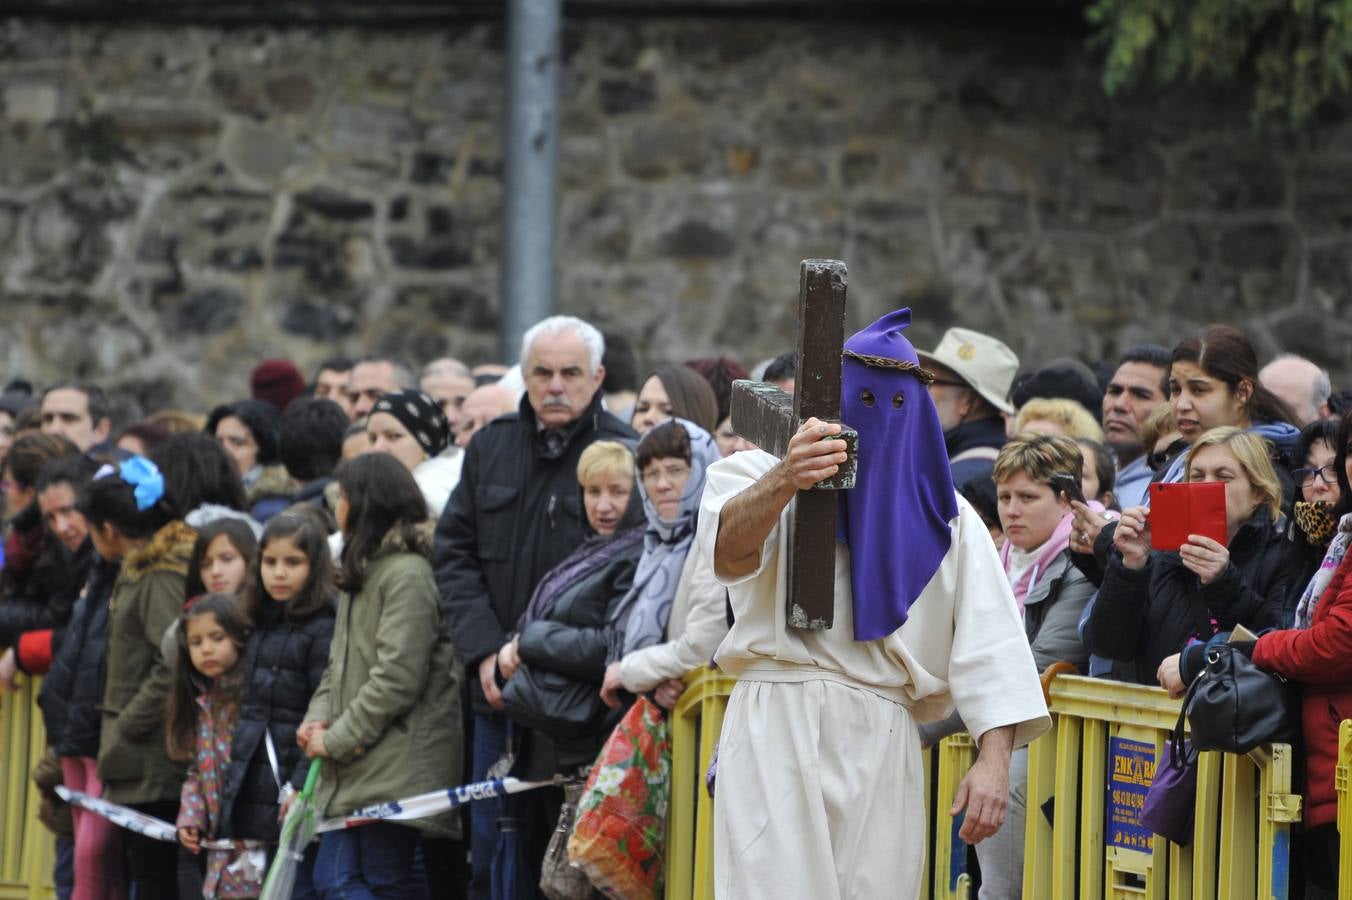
730,258,858,630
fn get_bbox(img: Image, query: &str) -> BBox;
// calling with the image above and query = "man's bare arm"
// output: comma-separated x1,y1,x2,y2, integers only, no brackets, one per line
714,418,848,576
951,723,1016,844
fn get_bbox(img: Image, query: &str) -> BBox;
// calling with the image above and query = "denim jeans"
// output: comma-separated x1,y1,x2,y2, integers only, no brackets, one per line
54,837,73,900
315,822,428,900
125,801,178,900
468,713,508,900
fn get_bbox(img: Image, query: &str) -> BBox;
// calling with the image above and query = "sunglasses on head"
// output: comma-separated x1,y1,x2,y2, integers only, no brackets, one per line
1148,438,1188,472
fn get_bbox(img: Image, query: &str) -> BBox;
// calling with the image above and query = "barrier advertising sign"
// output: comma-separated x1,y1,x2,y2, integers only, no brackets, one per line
1107,736,1155,851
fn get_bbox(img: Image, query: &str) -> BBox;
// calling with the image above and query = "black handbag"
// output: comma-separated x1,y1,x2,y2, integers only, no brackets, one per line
500,662,612,741
1181,643,1297,754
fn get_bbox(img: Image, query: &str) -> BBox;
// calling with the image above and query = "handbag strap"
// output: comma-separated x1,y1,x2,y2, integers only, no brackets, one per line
1171,671,1205,770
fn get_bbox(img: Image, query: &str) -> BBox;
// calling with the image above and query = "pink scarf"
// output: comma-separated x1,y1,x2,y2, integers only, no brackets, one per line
1000,511,1074,612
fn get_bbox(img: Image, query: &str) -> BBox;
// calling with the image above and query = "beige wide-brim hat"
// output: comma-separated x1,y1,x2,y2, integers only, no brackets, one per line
916,327,1019,415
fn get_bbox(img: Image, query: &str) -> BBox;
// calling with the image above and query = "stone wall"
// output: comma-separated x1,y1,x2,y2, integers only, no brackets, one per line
2,12,1351,412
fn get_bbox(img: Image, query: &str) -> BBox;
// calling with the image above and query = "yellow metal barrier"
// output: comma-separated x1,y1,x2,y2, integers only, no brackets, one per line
1337,719,1352,899
0,676,56,900
1025,674,1300,900
667,667,738,900
931,732,978,900
668,670,1305,899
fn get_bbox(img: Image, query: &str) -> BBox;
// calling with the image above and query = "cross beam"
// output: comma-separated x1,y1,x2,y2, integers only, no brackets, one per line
730,259,857,630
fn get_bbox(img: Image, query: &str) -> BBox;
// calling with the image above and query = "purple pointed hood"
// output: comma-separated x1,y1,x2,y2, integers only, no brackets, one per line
837,308,959,640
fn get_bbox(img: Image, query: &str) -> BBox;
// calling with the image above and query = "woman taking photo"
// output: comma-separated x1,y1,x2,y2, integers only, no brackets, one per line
1070,324,1300,559
1088,427,1290,685
1159,409,1352,896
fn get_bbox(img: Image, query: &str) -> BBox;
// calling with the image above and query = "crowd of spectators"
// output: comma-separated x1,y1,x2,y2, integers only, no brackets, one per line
0,313,1348,898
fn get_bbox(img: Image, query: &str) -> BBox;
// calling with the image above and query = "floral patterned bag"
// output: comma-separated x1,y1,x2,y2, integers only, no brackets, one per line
567,697,670,900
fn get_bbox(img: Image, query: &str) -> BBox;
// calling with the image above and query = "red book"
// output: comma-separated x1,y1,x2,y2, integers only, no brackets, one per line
1148,482,1227,550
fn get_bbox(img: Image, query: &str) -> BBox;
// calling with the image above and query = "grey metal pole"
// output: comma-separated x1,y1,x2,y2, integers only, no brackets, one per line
499,0,561,366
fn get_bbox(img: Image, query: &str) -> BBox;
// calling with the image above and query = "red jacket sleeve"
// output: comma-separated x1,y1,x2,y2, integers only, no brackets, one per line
15,630,54,675
1253,563,1352,684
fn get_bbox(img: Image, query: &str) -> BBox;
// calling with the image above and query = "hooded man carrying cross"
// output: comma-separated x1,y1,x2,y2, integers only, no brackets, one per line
701,288,1050,898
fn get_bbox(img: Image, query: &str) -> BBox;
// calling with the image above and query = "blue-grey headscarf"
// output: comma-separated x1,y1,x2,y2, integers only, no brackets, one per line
612,419,721,657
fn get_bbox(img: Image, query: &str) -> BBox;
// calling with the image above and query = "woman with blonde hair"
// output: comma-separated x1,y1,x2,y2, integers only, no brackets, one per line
1014,397,1104,442
1087,426,1290,684
1157,409,1352,894
496,440,646,776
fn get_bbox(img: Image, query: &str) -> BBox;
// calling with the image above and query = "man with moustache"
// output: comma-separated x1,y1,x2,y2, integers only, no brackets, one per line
1099,345,1171,507
433,315,635,899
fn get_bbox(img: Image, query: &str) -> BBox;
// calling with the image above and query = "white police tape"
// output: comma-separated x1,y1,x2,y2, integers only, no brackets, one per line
57,775,568,843
315,776,565,832
55,787,265,851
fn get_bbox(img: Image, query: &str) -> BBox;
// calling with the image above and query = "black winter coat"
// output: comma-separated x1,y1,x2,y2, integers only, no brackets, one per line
219,598,335,841
39,555,119,757
1278,520,1326,626
0,507,93,647
434,390,636,713
1087,506,1291,685
510,529,644,776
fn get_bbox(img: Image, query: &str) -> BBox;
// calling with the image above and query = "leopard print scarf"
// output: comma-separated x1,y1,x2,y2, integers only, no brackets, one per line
1294,500,1338,548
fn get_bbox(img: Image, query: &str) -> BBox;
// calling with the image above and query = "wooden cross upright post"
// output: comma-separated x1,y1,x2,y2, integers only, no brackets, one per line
729,258,858,630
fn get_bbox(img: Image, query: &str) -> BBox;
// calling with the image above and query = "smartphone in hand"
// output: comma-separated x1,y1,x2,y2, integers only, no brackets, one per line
1049,472,1087,507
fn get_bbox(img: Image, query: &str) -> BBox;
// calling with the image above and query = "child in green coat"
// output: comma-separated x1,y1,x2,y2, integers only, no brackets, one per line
299,453,462,899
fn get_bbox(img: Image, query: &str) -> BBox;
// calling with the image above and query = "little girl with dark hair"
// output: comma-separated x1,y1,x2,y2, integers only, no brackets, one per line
187,519,260,602
167,594,258,899
217,511,336,898
77,456,193,898
299,455,461,898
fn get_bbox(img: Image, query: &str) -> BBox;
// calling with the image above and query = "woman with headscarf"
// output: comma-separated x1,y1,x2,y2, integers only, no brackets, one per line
366,389,462,519
599,418,725,712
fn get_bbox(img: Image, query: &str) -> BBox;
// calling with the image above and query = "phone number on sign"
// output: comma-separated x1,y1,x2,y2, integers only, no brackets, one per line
1111,790,1145,811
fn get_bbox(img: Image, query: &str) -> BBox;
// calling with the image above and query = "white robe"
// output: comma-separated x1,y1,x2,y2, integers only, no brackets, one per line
700,450,1050,900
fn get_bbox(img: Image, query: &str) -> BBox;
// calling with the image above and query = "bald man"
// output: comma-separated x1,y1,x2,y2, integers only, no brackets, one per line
1260,354,1331,426
455,383,520,449
421,358,476,438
